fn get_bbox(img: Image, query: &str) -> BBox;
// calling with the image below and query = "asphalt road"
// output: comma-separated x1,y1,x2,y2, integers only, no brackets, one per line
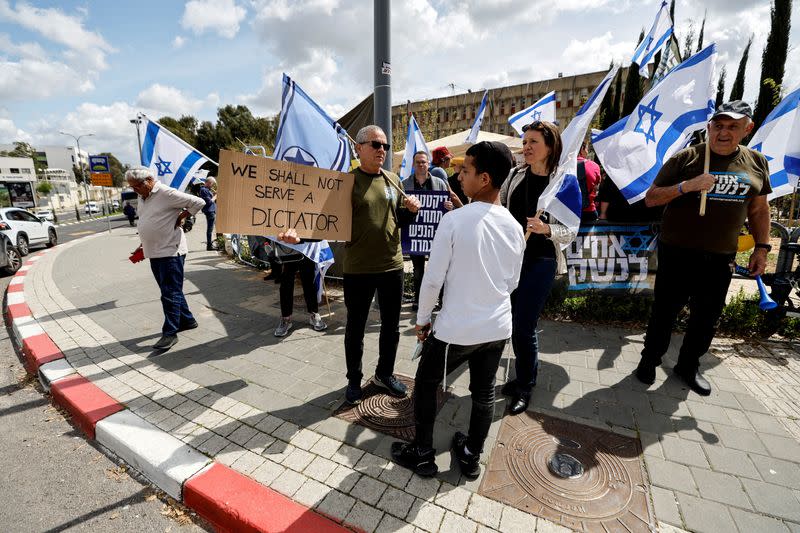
0,221,210,533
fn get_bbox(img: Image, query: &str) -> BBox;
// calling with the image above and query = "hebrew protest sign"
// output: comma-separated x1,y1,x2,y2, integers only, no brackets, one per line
401,190,450,256
216,149,354,241
566,223,660,292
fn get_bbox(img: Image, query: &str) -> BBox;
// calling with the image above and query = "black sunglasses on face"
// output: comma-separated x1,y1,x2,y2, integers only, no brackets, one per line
361,140,390,151
521,120,543,132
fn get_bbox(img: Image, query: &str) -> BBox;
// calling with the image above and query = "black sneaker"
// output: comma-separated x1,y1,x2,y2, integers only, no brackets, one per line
451,432,480,479
391,441,438,477
372,374,407,397
178,320,198,332
152,335,178,351
673,366,712,396
345,382,363,405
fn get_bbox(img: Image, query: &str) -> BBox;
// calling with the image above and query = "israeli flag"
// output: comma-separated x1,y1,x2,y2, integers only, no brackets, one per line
631,1,674,78
400,114,430,180
465,90,489,144
594,44,717,204
140,115,213,191
748,85,800,200
538,66,619,235
508,91,556,136
273,73,350,172
265,238,335,303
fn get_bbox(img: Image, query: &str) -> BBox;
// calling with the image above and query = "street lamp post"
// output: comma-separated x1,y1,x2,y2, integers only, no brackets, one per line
59,131,94,215
130,117,143,164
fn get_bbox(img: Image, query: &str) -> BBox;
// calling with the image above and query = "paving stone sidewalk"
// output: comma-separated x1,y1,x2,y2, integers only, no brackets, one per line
23,226,800,533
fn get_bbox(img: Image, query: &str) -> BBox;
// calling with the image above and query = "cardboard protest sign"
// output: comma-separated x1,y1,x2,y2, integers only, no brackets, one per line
401,190,449,256
216,150,354,241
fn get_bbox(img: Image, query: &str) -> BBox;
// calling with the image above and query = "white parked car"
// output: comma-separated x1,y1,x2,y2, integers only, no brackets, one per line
0,207,58,255
85,201,99,214
34,208,55,222
112,200,120,210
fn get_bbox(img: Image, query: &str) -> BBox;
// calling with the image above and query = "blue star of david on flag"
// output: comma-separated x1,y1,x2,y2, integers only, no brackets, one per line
634,96,663,144
532,110,542,121
154,157,173,176
751,143,775,163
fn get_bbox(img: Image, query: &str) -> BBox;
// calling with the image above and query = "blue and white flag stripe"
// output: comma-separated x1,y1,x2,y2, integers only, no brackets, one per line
139,116,212,191
465,90,489,144
631,1,674,78
538,66,619,236
273,74,350,172
400,114,430,180
748,84,800,200
508,91,556,136
594,44,717,204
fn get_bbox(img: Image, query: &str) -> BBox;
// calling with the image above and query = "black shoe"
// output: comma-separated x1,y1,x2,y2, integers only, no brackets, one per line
674,366,711,396
391,441,438,477
451,432,480,479
152,335,178,351
501,379,518,397
508,392,531,415
372,374,408,398
345,382,363,405
634,361,656,385
206,245,214,251
178,320,198,332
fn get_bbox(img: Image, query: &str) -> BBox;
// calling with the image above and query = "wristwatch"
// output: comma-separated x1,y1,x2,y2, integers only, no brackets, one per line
754,243,772,252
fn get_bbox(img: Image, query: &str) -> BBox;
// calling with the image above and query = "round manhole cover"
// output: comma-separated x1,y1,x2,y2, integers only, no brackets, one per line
548,453,584,479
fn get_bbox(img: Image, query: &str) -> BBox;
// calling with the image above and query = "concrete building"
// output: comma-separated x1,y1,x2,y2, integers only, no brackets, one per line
0,144,89,181
0,156,37,207
391,68,627,146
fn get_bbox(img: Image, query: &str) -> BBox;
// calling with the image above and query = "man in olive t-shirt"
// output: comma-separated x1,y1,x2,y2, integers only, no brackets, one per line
634,101,771,396
343,125,421,405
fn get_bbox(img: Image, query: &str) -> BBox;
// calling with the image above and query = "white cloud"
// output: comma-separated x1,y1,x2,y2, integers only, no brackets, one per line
0,110,31,143
181,0,247,38
0,57,94,101
562,32,634,72
173,36,186,48
136,84,218,117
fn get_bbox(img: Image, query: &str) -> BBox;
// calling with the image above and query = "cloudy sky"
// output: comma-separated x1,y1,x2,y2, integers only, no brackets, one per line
1,0,798,166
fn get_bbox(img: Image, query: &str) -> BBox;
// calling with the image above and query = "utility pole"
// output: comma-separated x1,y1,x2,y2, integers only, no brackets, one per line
59,131,94,214
130,116,143,164
374,0,391,171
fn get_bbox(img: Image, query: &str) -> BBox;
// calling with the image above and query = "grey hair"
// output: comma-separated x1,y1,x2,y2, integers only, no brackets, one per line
355,125,386,144
204,176,217,186
125,167,153,183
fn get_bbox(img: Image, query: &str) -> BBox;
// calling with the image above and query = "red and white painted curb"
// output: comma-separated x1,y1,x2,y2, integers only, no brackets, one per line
4,249,350,533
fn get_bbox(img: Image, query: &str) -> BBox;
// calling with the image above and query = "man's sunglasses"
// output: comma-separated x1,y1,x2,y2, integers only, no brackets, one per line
361,140,390,151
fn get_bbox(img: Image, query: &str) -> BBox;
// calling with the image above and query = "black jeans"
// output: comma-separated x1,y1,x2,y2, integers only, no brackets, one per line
149,255,194,336
411,255,426,303
279,257,318,317
641,240,734,373
204,212,216,247
509,257,557,394
343,269,404,383
414,335,507,453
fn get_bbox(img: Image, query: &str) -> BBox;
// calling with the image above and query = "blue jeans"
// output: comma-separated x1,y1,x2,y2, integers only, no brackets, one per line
149,255,194,336
204,212,216,247
510,257,557,394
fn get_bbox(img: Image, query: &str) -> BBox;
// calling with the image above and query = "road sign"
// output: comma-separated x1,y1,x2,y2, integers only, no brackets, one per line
89,155,110,173
91,173,113,186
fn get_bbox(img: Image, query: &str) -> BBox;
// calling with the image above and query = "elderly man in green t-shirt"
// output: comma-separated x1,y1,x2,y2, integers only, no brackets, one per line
343,125,421,404
634,101,771,396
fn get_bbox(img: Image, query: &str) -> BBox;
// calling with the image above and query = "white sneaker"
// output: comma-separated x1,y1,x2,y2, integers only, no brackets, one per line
274,317,293,337
309,312,328,332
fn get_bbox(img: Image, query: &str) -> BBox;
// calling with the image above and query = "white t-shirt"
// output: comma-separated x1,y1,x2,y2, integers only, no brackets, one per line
137,181,205,258
416,201,525,345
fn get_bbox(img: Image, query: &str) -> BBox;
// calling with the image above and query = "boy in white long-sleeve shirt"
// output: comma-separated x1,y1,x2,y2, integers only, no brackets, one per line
391,141,525,479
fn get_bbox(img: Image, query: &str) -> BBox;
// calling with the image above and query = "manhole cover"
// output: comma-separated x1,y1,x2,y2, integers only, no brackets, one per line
333,375,448,441
480,412,653,532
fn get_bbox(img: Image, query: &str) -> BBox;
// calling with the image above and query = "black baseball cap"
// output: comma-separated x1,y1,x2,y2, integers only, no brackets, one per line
712,100,753,120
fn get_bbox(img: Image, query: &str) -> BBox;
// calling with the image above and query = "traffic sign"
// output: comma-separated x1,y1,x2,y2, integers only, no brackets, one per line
89,155,110,173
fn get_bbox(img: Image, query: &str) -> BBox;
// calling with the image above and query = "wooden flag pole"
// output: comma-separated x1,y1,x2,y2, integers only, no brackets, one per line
525,209,545,241
699,141,710,216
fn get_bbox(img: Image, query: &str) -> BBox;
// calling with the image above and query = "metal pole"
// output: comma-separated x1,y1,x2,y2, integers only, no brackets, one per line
131,117,143,164
103,187,111,233
76,136,90,214
374,0,391,171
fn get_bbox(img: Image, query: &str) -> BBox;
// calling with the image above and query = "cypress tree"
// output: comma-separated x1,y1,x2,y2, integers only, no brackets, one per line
683,24,695,59
716,67,727,108
753,0,793,129
729,35,753,101
696,11,706,51
598,61,617,129
622,30,645,117
611,67,623,123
